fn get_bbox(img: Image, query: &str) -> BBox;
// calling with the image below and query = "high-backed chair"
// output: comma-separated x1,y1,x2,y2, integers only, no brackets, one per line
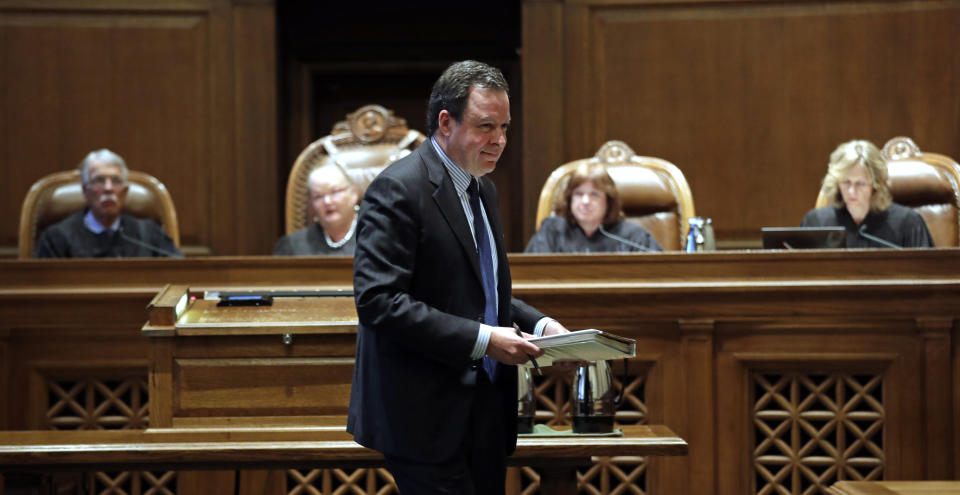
285,104,426,234
18,169,180,258
814,137,960,247
535,140,696,251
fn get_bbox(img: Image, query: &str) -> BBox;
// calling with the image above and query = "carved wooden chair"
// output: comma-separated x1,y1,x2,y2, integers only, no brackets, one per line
285,104,426,234
18,169,180,258
535,140,696,251
814,136,960,247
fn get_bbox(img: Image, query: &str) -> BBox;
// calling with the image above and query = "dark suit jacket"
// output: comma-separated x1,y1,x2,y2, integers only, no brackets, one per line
347,140,545,463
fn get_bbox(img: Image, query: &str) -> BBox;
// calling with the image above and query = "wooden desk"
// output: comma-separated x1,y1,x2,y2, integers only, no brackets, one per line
0,424,687,495
829,481,960,495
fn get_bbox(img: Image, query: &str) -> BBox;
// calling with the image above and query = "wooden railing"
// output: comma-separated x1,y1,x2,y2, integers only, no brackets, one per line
0,425,687,495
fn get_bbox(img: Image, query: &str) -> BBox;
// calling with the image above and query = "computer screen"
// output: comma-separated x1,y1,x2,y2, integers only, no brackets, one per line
761,227,845,249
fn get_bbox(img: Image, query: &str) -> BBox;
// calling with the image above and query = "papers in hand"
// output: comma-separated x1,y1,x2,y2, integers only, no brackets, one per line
523,329,635,368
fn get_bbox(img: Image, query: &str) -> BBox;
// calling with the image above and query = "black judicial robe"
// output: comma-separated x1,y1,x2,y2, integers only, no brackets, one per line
272,224,356,256
35,210,181,258
524,216,663,253
801,203,934,248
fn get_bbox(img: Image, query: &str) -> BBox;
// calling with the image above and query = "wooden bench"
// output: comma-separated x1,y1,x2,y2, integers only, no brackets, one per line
0,424,687,495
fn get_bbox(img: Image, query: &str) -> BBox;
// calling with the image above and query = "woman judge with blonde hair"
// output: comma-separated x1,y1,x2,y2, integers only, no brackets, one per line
801,139,933,248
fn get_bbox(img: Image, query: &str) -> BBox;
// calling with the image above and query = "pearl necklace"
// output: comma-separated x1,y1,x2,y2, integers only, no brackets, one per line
324,216,357,249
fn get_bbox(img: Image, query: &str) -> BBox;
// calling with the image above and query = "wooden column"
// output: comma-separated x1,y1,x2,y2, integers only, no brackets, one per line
917,317,953,479
680,319,716,495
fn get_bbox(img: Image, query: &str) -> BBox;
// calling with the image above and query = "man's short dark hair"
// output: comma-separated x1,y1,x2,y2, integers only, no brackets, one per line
427,60,509,136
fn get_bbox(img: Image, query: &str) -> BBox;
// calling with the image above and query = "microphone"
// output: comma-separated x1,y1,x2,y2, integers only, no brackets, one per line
598,225,655,252
118,226,184,258
857,224,902,250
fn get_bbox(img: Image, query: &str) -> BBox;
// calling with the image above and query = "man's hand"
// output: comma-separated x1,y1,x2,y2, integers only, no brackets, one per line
486,326,545,365
542,320,570,336
540,320,584,371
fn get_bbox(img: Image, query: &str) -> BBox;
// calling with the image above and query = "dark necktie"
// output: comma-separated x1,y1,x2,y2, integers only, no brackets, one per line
468,179,499,380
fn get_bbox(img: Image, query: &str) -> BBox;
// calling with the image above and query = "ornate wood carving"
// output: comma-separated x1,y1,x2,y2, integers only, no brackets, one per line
46,378,149,430
45,376,176,494
285,468,397,495
752,372,884,495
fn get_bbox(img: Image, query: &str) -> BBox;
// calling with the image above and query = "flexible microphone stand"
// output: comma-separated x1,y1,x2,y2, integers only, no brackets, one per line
598,225,655,252
857,224,902,250
118,226,184,258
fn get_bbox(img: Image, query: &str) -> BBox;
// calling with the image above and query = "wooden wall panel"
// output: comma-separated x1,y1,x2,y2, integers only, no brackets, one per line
715,325,925,493
955,322,960,479
0,0,277,256
0,330,7,430
523,0,960,247
0,253,957,494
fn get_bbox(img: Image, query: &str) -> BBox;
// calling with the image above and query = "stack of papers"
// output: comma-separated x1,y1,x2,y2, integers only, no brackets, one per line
523,329,635,367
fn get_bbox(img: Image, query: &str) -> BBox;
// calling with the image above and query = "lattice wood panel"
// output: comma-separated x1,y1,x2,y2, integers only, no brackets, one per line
752,372,884,495
46,377,149,430
522,364,648,494
533,361,646,427
578,457,647,495
45,376,176,495
287,468,397,495
89,471,176,495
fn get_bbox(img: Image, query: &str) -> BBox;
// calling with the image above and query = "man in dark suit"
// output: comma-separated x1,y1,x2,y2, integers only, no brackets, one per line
348,60,570,494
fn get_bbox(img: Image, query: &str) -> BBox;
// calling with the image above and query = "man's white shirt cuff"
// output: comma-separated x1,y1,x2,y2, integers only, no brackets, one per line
472,324,492,359
534,317,555,337
473,318,555,359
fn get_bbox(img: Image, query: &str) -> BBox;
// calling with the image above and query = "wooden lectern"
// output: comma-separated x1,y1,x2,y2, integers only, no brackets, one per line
134,284,686,495
144,284,359,428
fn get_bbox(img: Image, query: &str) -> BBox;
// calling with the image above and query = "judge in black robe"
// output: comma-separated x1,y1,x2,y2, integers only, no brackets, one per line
802,139,934,249
34,148,181,258
525,161,663,254
273,163,360,256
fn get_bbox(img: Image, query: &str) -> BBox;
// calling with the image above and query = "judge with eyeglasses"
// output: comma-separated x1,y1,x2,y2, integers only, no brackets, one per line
34,148,181,258
801,139,934,248
273,163,361,256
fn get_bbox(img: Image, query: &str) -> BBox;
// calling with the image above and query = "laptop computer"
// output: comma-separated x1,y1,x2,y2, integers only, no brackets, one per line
761,227,846,249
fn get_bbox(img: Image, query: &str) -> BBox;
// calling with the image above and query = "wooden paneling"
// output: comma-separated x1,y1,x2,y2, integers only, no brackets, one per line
174,356,354,418
523,0,960,247
0,252,957,493
0,330,7,430
954,322,960,480
10,325,148,430
0,0,277,256
522,1,565,251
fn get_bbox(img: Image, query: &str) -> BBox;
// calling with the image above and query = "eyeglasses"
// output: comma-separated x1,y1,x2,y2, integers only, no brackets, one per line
311,187,350,203
840,179,871,190
88,175,127,189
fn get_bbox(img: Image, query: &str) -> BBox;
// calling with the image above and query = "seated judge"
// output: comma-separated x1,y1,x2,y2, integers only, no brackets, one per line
802,139,934,248
525,162,662,253
35,149,182,258
273,163,360,255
